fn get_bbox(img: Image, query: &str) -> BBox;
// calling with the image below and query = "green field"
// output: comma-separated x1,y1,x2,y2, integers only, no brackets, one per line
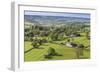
24,33,90,62
24,12,90,62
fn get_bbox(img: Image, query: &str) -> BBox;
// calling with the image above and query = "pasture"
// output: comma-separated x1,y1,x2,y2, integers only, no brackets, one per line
24,33,90,62
24,11,90,62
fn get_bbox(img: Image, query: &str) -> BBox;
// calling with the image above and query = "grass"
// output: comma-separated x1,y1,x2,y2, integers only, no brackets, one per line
73,33,90,46
24,33,90,62
24,42,75,61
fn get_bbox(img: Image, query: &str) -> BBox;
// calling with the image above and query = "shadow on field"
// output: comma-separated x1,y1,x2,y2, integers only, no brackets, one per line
24,48,33,53
24,47,44,53
79,56,89,59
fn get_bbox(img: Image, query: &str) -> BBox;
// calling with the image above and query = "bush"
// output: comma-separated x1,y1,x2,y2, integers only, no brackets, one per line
60,42,65,45
44,55,52,59
78,44,84,48
48,47,56,56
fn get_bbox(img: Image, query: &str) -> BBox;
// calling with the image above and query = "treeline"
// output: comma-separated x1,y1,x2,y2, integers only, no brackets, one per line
24,22,90,41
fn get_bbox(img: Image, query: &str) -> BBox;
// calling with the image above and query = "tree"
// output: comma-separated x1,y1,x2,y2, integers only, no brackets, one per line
48,47,56,56
78,44,84,56
44,47,56,59
76,48,80,59
38,39,42,45
86,31,90,40
76,44,84,59
67,39,70,42
30,37,33,42
31,38,39,48
50,32,59,41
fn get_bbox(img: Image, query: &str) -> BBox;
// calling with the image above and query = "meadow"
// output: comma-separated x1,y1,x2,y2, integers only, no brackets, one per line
24,32,90,61
24,12,90,62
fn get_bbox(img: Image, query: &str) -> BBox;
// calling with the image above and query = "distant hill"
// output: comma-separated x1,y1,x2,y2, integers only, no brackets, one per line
24,15,90,26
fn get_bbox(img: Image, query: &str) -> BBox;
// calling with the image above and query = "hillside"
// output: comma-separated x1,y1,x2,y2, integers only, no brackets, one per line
24,15,90,26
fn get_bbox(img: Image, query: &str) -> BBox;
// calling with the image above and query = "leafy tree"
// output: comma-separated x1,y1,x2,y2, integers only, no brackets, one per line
48,47,56,56
38,39,42,45
31,38,39,48
50,32,59,41
76,48,80,59
86,31,90,40
78,44,84,56
67,39,70,42
30,37,33,42
76,44,84,59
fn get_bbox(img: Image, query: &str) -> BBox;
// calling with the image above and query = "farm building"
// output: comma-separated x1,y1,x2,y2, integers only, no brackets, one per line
69,33,81,37
66,42,77,48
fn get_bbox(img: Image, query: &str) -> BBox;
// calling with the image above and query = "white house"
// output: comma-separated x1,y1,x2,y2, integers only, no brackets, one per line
66,42,77,48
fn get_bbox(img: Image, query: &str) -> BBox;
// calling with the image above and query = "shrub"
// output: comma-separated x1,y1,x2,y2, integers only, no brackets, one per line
44,55,52,59
48,47,56,56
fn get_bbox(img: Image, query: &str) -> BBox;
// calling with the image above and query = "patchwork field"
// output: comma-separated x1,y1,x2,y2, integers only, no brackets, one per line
24,11,90,62
24,33,90,62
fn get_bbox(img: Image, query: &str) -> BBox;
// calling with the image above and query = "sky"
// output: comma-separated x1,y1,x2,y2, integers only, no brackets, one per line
24,11,90,19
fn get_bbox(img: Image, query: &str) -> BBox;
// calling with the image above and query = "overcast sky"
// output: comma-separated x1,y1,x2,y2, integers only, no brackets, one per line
24,11,90,19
